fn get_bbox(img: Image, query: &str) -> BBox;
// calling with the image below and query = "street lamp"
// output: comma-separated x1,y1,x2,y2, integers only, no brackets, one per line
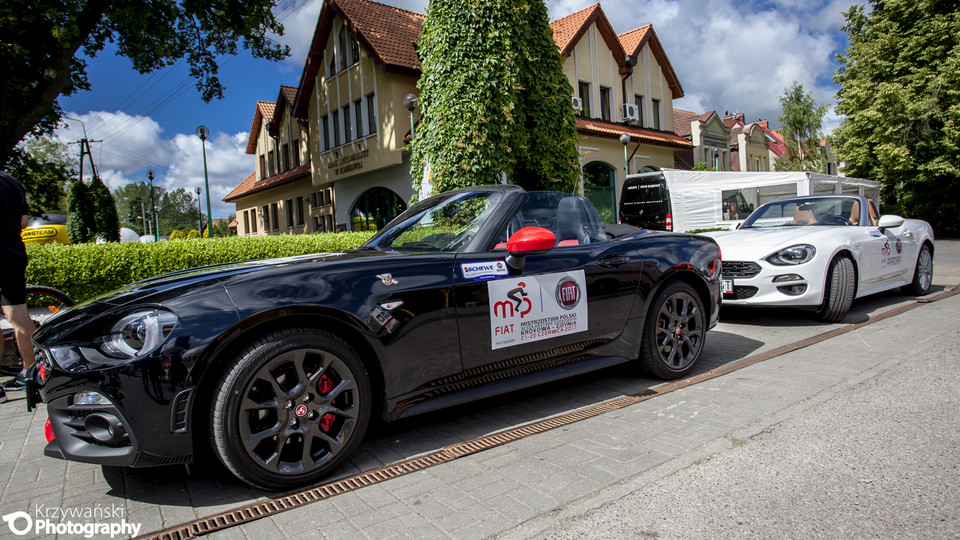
619,133,631,176
403,94,418,140
713,148,721,171
146,169,159,241
195,187,203,234
196,125,213,238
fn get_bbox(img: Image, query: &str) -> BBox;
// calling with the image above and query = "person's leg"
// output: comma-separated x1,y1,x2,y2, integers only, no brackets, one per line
2,304,36,371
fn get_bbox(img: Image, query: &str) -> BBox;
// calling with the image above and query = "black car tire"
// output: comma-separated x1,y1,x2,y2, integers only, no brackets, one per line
638,281,706,379
210,327,371,490
901,244,933,296
816,256,855,322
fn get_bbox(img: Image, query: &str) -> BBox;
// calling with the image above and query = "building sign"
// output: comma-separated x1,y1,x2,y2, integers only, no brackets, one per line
487,270,588,350
327,148,369,175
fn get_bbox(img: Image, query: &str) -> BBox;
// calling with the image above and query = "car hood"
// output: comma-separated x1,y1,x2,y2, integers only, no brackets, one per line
96,251,350,306
704,227,837,260
34,250,380,341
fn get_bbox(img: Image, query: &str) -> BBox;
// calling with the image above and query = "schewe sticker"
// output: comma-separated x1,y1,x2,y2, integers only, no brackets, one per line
462,260,509,280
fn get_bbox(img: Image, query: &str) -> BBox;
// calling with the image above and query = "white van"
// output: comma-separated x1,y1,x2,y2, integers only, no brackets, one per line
618,170,881,232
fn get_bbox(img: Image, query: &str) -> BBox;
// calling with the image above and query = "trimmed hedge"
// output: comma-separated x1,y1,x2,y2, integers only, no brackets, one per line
26,232,374,303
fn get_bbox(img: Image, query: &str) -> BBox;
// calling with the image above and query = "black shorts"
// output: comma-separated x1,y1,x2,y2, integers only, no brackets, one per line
0,265,26,306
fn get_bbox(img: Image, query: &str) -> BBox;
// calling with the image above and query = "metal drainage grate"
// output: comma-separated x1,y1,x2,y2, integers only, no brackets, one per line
140,286,959,540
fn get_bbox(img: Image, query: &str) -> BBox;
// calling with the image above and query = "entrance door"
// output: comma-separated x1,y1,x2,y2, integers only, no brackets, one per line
582,161,616,224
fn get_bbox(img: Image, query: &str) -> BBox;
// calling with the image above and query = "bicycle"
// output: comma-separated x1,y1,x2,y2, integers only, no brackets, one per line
1,285,74,375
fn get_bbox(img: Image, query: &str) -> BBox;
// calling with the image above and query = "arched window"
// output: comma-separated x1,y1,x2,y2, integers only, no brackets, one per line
582,161,616,223
350,187,407,232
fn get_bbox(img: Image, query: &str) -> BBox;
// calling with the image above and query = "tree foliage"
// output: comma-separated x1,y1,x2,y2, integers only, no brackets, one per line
411,0,580,196
775,81,829,173
114,182,204,236
89,176,119,242
66,175,119,243
0,0,290,161
67,179,93,243
832,0,960,236
2,137,75,216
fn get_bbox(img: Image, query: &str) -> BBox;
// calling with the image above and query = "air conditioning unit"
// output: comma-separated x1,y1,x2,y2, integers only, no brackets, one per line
571,97,583,111
622,103,639,123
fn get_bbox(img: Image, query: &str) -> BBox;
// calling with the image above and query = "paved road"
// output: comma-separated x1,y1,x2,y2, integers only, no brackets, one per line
0,241,956,539
501,298,960,539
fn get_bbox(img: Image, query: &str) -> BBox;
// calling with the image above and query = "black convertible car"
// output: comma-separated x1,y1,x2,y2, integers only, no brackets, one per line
30,185,721,490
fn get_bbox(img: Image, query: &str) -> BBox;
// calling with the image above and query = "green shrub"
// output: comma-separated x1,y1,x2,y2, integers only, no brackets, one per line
25,232,374,302
169,229,185,240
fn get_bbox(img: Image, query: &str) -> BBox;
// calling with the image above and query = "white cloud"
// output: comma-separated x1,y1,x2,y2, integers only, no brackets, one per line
55,111,251,218
547,0,856,133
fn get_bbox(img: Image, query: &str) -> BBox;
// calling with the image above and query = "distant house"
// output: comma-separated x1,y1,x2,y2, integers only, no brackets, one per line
673,109,731,170
552,5,691,218
224,88,313,236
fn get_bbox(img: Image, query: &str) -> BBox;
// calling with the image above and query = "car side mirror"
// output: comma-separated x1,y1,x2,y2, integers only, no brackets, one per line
505,226,556,270
877,214,904,231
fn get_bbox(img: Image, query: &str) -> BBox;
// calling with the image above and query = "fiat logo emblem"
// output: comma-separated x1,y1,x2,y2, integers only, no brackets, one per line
294,404,308,417
556,277,580,310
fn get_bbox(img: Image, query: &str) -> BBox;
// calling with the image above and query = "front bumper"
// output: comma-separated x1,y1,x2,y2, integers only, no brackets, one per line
721,261,825,307
33,349,196,468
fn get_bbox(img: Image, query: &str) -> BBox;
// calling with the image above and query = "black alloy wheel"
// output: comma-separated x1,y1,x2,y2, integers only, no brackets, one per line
639,281,706,379
211,328,371,490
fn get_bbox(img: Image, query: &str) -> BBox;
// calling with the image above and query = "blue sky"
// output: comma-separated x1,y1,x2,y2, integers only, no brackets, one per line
52,0,859,218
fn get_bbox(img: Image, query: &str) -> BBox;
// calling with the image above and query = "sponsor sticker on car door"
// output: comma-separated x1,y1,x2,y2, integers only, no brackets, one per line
487,270,588,350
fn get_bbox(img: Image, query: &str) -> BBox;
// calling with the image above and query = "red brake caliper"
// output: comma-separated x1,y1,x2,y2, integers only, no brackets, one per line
319,414,336,433
317,374,336,433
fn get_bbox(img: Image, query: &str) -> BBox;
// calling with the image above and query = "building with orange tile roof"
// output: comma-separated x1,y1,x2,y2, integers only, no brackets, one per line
225,0,697,232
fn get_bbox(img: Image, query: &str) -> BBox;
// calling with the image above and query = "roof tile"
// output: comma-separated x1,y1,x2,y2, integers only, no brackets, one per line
576,117,692,149
549,4,601,55
223,165,312,202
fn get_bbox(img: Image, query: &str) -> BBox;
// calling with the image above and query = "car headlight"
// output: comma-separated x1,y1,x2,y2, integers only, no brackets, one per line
765,245,816,265
98,309,178,360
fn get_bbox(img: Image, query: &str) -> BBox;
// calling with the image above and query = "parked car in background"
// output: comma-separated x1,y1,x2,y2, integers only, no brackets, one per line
705,194,934,322
618,170,880,232
29,185,722,490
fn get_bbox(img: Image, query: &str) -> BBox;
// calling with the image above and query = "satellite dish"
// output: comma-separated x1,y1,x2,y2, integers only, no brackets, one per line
196,125,210,140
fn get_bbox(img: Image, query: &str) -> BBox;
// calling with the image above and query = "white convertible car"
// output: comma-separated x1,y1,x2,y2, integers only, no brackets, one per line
705,194,934,322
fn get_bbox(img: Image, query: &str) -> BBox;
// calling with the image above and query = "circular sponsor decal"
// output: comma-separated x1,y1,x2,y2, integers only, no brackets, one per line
555,277,581,310
294,404,308,417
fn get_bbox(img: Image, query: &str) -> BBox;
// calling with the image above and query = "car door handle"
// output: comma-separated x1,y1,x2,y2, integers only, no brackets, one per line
598,255,630,269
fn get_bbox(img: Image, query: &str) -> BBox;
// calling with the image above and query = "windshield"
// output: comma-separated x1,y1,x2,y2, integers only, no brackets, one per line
362,190,504,252
742,197,862,228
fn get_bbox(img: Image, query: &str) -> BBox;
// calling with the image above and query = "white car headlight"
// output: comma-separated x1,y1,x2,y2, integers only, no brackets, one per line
766,245,816,265
98,309,178,360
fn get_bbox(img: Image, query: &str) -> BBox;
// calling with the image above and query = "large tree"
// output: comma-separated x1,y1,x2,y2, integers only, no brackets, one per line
832,0,960,236
775,81,829,173
0,0,290,161
411,0,581,196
